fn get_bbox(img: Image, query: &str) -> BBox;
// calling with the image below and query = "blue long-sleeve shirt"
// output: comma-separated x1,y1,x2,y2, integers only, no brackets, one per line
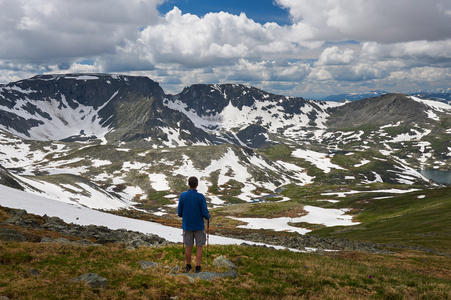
177,189,210,231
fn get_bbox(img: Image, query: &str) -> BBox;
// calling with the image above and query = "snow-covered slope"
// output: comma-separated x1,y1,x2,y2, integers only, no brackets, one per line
0,88,116,141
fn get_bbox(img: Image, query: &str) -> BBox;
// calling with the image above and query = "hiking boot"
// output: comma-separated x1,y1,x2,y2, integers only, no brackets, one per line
185,264,192,273
195,266,201,273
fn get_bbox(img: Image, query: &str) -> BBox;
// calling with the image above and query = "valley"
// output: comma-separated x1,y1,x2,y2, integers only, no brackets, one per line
0,74,450,252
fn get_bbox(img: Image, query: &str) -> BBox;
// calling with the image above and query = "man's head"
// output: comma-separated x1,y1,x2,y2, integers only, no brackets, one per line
188,176,198,189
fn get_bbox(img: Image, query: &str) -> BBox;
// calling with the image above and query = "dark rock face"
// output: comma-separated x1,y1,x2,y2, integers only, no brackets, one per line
236,124,269,148
106,93,213,146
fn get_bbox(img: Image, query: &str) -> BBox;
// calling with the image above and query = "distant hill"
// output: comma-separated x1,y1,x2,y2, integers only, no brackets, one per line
322,89,451,104
321,90,388,102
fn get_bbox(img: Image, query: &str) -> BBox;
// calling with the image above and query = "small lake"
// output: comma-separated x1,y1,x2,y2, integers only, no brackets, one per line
419,170,451,185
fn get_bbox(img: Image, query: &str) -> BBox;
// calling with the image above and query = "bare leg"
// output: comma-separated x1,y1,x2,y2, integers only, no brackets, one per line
196,246,203,267
185,245,193,265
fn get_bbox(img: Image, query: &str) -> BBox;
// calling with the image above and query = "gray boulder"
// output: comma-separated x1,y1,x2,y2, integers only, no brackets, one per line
137,261,161,269
213,255,237,269
70,273,107,289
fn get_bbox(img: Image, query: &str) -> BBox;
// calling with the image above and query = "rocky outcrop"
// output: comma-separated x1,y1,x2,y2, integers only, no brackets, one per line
1,207,168,248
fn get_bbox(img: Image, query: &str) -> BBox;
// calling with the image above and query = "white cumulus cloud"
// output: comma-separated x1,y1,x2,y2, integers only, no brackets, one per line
0,0,450,98
275,0,451,43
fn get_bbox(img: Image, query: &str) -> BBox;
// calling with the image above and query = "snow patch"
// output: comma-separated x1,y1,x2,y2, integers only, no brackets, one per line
232,205,359,235
292,149,346,173
148,173,170,191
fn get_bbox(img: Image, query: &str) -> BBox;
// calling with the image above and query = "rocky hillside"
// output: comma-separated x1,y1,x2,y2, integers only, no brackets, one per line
327,93,430,128
0,206,167,248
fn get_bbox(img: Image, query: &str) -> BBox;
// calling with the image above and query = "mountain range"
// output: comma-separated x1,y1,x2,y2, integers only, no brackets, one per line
322,89,451,103
1,74,450,214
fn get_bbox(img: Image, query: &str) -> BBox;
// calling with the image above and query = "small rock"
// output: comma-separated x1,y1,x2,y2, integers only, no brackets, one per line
137,261,161,269
315,247,326,255
70,273,108,289
29,269,41,276
213,255,237,269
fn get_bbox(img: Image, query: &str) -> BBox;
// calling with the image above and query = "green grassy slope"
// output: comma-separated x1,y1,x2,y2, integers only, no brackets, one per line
312,187,451,253
1,243,450,299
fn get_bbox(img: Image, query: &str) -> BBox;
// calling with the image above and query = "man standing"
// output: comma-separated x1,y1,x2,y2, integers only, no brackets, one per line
177,176,211,273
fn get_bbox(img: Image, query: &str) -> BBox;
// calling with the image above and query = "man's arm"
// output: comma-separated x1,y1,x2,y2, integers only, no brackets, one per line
200,195,210,220
177,195,183,217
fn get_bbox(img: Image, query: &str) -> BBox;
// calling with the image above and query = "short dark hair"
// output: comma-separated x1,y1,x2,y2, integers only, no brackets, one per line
188,176,198,188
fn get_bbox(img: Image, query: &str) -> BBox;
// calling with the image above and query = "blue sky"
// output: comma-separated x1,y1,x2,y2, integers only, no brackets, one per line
0,0,450,98
158,0,291,25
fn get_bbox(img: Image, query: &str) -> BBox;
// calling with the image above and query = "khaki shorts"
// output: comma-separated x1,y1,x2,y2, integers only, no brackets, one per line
183,230,206,247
